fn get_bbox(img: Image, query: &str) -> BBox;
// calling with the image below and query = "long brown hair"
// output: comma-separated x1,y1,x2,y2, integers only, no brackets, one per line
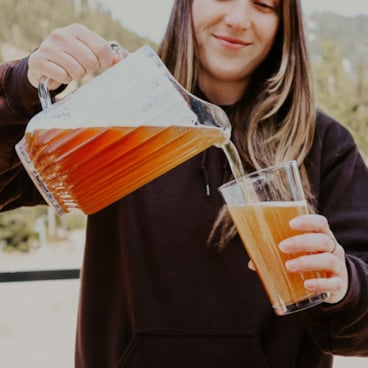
159,0,317,248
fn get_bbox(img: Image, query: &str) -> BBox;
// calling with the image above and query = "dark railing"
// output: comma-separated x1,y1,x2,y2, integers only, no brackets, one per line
0,269,80,282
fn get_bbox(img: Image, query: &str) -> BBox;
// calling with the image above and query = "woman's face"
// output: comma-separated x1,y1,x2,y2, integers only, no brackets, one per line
192,0,280,104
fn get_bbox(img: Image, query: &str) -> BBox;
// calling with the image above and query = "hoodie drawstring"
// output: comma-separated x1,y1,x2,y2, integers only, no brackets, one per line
201,150,211,197
201,149,233,197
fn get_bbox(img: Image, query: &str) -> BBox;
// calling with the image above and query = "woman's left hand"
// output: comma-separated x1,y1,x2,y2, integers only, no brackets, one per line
278,214,348,305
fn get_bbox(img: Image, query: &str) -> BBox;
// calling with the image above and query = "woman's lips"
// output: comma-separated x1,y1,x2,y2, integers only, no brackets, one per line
214,35,251,48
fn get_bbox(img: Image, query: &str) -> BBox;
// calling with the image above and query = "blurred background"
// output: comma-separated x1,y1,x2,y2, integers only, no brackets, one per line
0,0,367,367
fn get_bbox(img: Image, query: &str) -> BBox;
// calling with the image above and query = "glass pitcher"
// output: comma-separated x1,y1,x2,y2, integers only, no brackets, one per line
15,45,231,216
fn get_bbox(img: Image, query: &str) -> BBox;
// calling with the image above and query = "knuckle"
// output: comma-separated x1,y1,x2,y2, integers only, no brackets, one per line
322,234,334,251
321,217,330,232
82,54,99,73
49,27,66,41
325,254,336,269
100,42,112,55
68,23,87,33
97,44,114,66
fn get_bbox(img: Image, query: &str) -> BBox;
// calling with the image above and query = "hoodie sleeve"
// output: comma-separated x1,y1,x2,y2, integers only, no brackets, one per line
0,57,45,210
302,112,368,357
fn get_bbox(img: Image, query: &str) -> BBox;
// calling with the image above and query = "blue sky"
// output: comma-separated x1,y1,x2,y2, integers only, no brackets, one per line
99,0,368,43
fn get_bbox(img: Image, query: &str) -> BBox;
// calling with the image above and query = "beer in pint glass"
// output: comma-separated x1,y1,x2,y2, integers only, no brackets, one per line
219,161,328,315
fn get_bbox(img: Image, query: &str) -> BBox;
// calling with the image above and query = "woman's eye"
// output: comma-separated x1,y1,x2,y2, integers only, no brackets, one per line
253,1,275,10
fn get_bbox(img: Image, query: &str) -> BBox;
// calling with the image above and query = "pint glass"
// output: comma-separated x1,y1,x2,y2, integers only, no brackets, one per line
219,161,328,315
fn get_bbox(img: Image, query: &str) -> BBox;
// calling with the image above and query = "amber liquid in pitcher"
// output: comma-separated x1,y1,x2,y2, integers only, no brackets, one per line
17,125,228,214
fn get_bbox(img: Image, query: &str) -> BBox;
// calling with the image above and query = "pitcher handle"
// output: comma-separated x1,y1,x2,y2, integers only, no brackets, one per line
38,41,125,110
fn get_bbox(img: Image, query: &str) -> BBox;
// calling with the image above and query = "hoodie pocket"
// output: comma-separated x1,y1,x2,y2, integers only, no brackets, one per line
116,329,270,368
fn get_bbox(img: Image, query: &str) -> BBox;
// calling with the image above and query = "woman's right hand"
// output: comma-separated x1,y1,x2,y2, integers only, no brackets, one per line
27,23,117,90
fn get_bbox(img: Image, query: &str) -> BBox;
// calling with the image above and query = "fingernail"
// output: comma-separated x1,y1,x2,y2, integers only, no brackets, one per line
285,260,298,272
279,239,292,252
289,218,301,228
304,280,317,291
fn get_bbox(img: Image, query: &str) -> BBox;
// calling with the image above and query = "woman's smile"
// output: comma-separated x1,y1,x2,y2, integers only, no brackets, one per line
213,34,252,49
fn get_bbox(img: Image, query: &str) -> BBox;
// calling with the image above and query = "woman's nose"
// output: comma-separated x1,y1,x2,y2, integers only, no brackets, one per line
224,1,252,30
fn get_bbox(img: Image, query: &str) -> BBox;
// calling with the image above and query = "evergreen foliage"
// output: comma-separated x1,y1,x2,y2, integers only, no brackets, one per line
0,0,156,57
0,208,40,252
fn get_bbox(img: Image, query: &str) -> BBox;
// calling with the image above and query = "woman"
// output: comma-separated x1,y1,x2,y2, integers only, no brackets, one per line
1,0,368,367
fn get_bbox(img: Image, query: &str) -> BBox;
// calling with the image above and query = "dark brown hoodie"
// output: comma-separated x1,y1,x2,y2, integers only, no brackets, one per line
1,58,368,368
